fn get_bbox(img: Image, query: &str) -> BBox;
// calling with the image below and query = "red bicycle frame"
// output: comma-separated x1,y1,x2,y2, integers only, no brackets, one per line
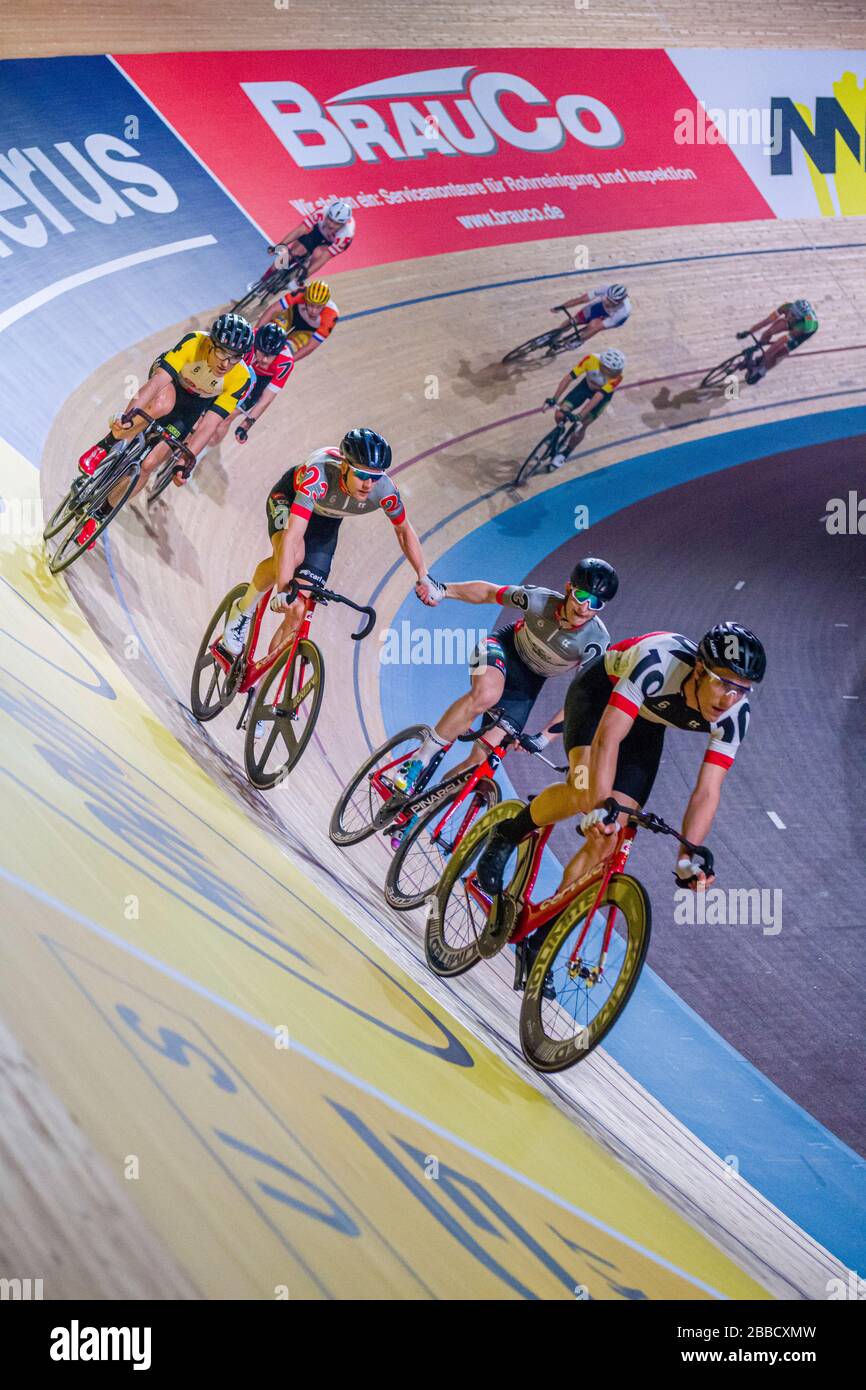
210,585,316,706
372,728,514,844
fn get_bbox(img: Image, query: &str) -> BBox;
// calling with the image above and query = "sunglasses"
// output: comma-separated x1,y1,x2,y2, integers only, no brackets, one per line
700,666,752,697
345,463,384,482
571,587,605,611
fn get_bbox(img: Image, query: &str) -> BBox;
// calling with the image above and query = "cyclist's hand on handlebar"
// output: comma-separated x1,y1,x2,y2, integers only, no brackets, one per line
415,574,446,607
520,731,549,755
674,854,714,892
270,589,295,613
551,305,565,314
235,417,253,443
735,330,749,340
580,805,618,838
109,413,141,440
543,396,558,411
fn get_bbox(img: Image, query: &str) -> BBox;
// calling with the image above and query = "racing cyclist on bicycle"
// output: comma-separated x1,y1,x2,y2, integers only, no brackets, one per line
219,428,439,664
385,559,619,836
740,299,818,385
255,280,339,364
477,623,766,900
74,313,254,548
553,283,631,341
201,323,295,451
262,198,356,296
544,347,625,469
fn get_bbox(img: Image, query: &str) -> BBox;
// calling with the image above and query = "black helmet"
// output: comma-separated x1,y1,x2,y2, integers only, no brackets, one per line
210,312,254,355
569,556,619,603
255,322,288,357
340,427,392,473
698,623,766,682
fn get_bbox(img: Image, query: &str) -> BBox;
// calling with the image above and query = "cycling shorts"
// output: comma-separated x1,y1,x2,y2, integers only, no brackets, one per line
563,654,664,806
564,379,611,421
468,625,545,730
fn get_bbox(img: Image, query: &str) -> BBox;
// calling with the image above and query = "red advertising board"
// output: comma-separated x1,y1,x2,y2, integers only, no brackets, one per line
114,48,772,269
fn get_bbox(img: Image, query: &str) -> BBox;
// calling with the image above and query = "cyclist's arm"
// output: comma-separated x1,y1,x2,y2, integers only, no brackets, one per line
747,310,783,334
242,392,275,426
559,293,589,309
679,760,726,853
125,367,171,417
552,370,575,401
305,245,332,277
439,580,501,604
587,702,634,807
575,389,604,418
276,512,309,591
291,336,319,362
391,517,427,583
254,300,286,331
275,221,307,248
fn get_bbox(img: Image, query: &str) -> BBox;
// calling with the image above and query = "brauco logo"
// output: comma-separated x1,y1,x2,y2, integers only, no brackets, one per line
241,65,625,168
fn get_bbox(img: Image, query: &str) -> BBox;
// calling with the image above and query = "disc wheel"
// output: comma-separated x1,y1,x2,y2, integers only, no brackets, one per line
519,873,651,1072
189,583,248,721
384,776,500,911
244,638,324,789
329,724,430,847
424,798,524,977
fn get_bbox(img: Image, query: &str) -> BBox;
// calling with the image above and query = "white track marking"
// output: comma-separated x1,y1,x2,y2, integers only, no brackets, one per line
766,811,786,829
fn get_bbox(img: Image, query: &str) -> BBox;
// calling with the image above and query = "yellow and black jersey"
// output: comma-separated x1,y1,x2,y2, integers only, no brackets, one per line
158,332,252,417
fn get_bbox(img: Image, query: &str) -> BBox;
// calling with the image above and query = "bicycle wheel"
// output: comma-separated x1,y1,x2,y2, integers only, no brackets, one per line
700,352,745,389
519,872,651,1072
146,458,179,506
244,638,324,788
231,276,272,316
47,457,140,575
384,776,500,911
329,724,430,847
43,476,88,541
513,428,560,487
189,583,248,721
424,798,524,977
502,326,569,364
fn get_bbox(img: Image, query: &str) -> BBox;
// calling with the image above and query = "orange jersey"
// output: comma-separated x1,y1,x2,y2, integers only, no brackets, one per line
276,292,339,345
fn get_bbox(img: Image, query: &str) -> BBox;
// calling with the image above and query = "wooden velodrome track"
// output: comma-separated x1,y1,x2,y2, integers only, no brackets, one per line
4,1,866,1300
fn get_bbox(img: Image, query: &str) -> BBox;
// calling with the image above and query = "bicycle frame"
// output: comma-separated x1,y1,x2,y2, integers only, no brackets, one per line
209,586,316,704
372,728,513,837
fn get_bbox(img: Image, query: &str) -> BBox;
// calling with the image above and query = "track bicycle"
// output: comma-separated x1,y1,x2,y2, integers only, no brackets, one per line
230,247,311,317
425,796,713,1072
190,577,375,789
43,410,195,574
502,305,588,365
512,406,586,488
700,331,764,389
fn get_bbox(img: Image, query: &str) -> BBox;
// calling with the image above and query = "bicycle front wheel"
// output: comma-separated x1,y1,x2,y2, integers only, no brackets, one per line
244,638,324,788
384,776,500,911
502,327,567,364
329,724,430,847
47,460,139,574
519,872,651,1072
146,458,179,506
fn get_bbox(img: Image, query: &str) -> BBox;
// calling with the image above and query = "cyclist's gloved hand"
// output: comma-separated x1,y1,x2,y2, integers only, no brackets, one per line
551,305,565,314
580,805,615,836
270,589,295,614
235,419,252,443
673,854,708,891
543,396,557,410
521,731,549,754
735,331,749,340
416,574,446,607
109,413,141,440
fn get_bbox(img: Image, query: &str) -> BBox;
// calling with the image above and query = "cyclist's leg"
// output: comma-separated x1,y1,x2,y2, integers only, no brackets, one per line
267,517,339,656
393,639,507,792
221,472,294,652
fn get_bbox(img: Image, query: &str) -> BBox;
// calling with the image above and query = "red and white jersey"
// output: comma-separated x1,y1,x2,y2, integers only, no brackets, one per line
301,208,356,257
243,344,295,393
290,447,405,526
603,632,751,769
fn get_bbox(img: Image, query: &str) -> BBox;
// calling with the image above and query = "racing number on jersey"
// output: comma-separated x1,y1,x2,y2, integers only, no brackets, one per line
629,647,665,699
294,464,327,501
380,489,404,522
273,360,294,385
582,641,604,662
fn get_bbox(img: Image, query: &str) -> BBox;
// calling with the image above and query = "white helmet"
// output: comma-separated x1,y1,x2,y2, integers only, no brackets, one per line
323,198,352,225
599,347,625,373
605,284,627,304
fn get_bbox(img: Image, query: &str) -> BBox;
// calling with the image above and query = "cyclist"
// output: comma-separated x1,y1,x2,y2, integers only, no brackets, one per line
739,299,818,384
477,623,766,900
386,558,619,829
554,283,631,340
200,323,295,452
262,197,356,294
544,347,625,469
256,280,339,364
74,313,254,549
219,428,439,665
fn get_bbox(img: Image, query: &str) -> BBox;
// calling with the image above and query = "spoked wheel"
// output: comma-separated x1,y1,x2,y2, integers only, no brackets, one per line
146,458,180,506
424,799,524,977
502,326,576,364
189,583,248,721
700,352,746,389
329,724,429,847
513,428,560,487
43,475,88,541
231,278,272,316
46,459,140,575
244,638,324,789
519,873,651,1072
384,777,500,911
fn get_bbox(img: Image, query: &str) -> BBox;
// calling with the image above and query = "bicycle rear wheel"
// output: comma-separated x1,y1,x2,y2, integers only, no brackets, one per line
701,352,745,389
244,638,324,788
502,325,572,364
384,776,500,911
329,724,430,847
519,872,651,1072
513,427,563,487
189,583,248,721
46,458,140,575
424,798,524,977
